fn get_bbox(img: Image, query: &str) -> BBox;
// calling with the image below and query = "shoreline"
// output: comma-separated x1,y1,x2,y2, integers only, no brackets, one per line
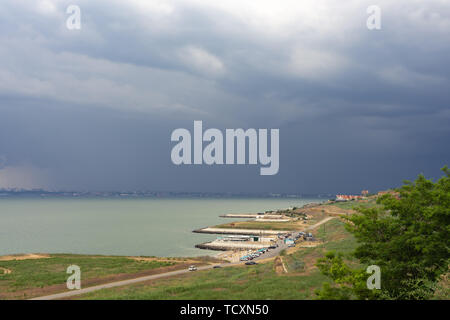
191,201,329,263
0,197,323,258
0,200,361,299
1,201,326,259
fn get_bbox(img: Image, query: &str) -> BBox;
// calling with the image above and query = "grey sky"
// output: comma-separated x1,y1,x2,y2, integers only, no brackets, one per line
0,0,449,193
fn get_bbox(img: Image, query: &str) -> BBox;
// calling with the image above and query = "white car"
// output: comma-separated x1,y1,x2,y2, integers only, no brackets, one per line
188,265,197,271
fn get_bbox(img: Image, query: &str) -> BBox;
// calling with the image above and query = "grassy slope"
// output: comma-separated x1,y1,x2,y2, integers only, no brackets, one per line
0,254,178,296
327,198,380,210
77,218,358,300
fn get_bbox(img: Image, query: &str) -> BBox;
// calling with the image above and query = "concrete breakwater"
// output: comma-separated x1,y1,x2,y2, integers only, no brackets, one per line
194,202,326,254
193,227,288,236
219,213,287,219
219,214,261,218
193,206,303,253
195,242,269,251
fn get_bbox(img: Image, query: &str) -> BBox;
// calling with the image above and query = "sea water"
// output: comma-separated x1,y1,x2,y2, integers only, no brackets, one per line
0,197,322,257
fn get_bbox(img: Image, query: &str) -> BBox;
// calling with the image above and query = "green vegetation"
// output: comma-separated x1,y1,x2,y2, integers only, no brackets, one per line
78,262,330,300
314,218,358,255
284,219,358,273
328,198,380,210
0,254,176,296
316,166,450,300
270,208,308,219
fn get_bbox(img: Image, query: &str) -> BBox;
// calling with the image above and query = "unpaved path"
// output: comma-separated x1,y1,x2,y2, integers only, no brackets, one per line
304,216,334,231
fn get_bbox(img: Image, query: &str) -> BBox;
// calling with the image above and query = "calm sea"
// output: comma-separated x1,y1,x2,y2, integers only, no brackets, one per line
0,198,322,257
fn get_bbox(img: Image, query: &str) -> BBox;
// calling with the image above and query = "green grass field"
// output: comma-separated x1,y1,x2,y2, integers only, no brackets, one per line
77,218,359,300
0,254,178,298
78,263,330,300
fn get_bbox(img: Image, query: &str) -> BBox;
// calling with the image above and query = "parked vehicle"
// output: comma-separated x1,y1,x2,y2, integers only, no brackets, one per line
188,265,197,271
213,265,222,268
245,261,257,265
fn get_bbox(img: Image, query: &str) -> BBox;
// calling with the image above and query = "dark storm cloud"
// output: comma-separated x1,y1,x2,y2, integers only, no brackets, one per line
0,0,449,193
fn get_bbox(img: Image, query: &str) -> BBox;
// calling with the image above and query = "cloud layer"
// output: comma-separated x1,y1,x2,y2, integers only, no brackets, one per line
0,0,449,193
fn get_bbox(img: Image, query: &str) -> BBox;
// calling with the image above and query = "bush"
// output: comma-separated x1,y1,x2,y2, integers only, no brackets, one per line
316,166,450,300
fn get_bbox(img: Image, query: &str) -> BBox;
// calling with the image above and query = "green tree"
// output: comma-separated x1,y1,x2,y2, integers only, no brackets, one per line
315,251,380,300
316,166,450,299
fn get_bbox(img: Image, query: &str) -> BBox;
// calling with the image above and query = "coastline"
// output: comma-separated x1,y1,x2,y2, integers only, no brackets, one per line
0,199,370,299
0,197,324,257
